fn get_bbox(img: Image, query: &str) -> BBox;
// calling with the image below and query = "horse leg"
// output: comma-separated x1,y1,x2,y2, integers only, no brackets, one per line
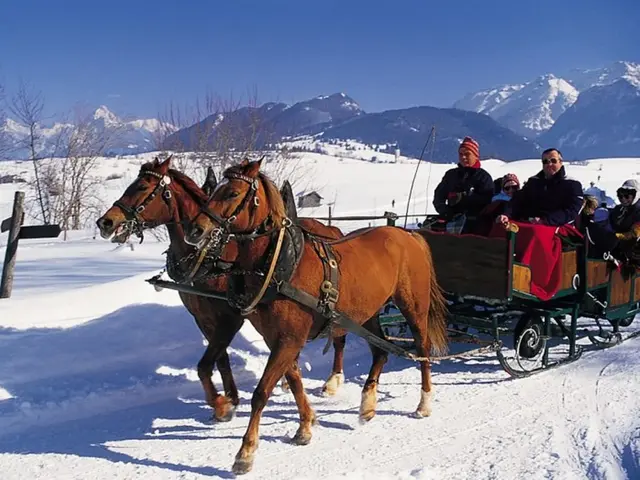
214,350,239,421
197,345,234,422
322,334,346,396
233,341,303,475
284,360,316,445
198,314,243,422
395,298,433,418
359,320,388,423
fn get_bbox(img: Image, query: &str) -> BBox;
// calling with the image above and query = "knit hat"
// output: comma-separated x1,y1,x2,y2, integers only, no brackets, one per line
502,173,520,189
459,136,480,158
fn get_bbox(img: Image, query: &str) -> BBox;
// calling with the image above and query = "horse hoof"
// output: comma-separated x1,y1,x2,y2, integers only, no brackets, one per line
412,408,431,419
359,410,375,424
232,457,254,475
214,402,236,422
321,372,344,397
291,430,312,446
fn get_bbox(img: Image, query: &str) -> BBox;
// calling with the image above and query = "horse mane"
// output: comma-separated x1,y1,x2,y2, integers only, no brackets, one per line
258,172,288,226
223,164,288,227
168,168,209,204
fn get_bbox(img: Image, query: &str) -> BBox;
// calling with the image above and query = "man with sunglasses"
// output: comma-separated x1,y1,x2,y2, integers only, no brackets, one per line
497,148,583,227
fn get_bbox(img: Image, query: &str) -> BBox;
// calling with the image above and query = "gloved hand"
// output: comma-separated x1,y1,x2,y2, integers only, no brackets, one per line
447,192,464,206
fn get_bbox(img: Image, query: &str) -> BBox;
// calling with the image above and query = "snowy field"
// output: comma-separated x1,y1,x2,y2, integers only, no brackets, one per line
1,148,640,479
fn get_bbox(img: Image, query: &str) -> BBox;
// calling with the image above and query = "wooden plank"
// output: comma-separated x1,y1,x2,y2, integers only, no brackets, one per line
634,276,640,302
416,229,510,299
1,213,24,233
610,269,632,306
17,224,61,240
512,264,531,294
560,250,577,291
587,260,610,289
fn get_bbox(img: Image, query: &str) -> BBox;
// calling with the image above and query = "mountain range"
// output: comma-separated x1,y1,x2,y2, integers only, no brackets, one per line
2,60,639,162
454,61,640,159
2,106,176,160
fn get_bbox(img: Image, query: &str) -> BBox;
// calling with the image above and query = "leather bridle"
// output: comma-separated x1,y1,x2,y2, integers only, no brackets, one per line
112,169,174,242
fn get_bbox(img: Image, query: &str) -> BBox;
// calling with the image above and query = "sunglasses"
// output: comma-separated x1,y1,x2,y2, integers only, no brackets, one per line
617,189,636,198
542,158,560,165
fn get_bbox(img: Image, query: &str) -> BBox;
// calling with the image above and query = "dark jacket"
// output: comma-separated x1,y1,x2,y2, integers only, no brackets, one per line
504,166,583,226
433,164,494,218
610,203,640,235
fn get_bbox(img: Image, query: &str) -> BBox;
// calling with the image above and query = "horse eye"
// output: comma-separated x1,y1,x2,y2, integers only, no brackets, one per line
136,183,148,192
228,191,240,199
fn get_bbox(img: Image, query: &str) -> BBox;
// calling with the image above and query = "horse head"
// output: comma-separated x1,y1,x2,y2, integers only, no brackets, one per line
96,155,206,243
184,157,287,248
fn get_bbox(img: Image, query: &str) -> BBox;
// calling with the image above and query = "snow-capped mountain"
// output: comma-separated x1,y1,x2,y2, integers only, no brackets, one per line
564,60,640,91
540,77,640,159
453,61,640,139
453,74,579,138
2,106,176,160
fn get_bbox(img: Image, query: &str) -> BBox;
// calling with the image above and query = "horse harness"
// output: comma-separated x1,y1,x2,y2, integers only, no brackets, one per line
194,170,343,348
112,168,235,282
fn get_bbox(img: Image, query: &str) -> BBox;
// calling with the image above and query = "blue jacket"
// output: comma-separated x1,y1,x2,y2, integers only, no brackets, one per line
504,166,584,226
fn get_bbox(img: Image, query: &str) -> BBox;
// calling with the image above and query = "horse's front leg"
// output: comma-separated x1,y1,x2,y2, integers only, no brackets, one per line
284,360,316,445
233,341,303,475
198,313,243,422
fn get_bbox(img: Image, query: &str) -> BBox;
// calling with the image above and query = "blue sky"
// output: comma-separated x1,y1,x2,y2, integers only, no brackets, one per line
1,0,638,121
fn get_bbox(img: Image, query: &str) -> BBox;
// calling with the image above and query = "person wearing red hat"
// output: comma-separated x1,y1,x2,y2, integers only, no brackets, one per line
432,136,494,233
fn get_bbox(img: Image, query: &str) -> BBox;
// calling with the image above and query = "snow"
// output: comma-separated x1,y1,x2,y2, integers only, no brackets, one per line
1,150,640,479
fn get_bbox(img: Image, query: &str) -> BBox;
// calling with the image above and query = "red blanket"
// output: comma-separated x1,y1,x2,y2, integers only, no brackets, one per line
489,221,583,300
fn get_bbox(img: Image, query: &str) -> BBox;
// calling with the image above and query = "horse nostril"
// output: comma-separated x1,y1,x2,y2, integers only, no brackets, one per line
98,218,113,230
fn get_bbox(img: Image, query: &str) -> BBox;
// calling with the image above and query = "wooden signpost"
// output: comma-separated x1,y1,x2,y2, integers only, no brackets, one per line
1,191,62,299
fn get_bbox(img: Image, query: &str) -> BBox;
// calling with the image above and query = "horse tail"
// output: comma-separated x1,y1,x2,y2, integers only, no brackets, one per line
411,232,449,357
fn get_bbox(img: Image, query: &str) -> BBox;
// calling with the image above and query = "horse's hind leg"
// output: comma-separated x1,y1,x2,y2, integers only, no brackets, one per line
359,319,388,423
322,334,346,396
394,290,434,418
233,340,305,475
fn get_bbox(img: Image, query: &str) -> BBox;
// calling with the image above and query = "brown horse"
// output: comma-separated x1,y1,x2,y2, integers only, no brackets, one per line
95,156,347,422
183,158,449,475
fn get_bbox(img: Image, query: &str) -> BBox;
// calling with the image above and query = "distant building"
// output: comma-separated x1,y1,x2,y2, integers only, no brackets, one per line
297,191,323,208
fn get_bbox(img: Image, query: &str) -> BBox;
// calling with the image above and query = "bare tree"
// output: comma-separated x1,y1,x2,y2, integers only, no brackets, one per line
155,86,271,181
47,105,123,239
0,81,10,159
8,81,53,223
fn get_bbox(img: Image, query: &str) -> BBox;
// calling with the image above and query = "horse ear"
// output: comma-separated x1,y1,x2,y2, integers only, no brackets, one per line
158,154,172,173
202,166,218,196
280,180,298,223
240,158,250,166
245,158,263,177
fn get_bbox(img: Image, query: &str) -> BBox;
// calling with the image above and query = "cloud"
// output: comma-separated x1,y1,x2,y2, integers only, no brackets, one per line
107,93,121,98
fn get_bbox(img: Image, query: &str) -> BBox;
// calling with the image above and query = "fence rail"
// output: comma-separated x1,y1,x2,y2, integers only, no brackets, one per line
308,210,428,227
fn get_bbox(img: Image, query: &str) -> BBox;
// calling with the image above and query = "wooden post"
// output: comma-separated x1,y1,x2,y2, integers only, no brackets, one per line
1,191,25,299
384,211,398,227
328,205,332,226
